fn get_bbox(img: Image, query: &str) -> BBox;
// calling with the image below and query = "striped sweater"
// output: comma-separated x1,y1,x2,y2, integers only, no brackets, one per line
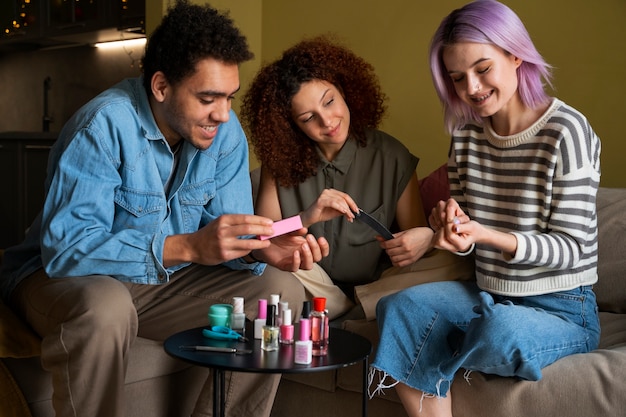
448,98,601,296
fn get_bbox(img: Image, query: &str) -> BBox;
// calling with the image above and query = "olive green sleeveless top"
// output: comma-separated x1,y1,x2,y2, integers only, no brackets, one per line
277,129,418,285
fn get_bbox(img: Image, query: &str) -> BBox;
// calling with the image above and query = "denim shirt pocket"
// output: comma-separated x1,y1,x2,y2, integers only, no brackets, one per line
114,188,164,232
178,179,215,232
348,205,388,246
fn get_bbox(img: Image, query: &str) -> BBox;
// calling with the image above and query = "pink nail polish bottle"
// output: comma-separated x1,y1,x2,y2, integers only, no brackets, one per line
254,299,267,339
279,308,294,345
294,318,312,364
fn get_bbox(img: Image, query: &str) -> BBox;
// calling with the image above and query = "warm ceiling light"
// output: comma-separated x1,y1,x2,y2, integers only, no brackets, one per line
94,38,146,49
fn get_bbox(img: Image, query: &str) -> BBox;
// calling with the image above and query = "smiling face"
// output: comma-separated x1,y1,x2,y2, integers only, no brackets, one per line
150,58,240,150
443,42,522,121
290,79,351,160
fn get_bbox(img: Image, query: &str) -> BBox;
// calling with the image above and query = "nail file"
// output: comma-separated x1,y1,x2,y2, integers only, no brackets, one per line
354,209,394,240
259,215,303,240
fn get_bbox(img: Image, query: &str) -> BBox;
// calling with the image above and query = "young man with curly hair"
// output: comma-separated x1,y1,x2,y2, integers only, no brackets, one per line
0,1,328,416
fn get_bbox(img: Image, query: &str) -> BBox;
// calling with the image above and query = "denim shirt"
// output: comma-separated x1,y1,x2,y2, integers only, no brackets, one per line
0,77,263,301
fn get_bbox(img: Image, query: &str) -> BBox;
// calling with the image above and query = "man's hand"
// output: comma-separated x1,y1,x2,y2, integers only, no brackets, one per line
163,214,275,267
163,214,329,271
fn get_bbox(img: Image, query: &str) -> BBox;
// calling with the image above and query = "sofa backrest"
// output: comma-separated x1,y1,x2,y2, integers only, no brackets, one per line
595,187,626,313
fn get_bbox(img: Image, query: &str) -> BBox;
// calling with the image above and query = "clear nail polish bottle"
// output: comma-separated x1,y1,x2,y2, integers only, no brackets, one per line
262,304,279,351
231,297,246,336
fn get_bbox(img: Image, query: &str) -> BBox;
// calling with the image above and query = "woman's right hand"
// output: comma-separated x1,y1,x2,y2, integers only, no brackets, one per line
300,188,359,227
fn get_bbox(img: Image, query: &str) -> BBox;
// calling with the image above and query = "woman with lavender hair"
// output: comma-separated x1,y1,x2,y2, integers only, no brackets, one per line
370,1,601,416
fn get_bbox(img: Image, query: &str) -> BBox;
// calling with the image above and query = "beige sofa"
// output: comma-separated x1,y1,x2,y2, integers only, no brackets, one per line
1,183,625,417
272,186,626,417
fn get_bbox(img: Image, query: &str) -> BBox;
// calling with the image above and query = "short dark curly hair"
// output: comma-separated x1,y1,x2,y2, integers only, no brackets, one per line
141,0,253,94
240,35,387,187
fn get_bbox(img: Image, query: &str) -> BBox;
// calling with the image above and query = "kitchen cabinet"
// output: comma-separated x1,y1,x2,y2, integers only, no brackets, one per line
0,0,44,49
0,133,56,249
0,0,145,53
46,0,113,36
45,0,145,43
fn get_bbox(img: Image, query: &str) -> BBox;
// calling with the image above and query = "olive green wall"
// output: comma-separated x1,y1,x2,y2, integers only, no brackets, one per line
150,1,626,188
146,0,262,98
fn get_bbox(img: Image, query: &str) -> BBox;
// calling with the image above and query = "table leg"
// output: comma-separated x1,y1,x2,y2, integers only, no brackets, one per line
213,369,226,417
362,357,369,417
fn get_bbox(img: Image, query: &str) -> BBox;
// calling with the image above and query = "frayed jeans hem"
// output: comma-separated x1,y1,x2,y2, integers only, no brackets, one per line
368,366,453,400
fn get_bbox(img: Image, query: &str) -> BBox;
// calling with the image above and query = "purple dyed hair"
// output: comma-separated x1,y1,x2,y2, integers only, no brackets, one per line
429,0,553,133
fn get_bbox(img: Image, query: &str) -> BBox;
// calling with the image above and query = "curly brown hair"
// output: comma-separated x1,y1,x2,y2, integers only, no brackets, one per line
142,0,253,94
240,35,387,187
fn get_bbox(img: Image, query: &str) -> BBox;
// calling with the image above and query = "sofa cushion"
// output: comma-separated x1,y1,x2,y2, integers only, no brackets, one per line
3,337,203,404
0,249,41,360
418,163,450,218
594,187,626,313
2,336,210,417
597,312,626,349
0,360,33,417
0,301,41,359
451,344,626,417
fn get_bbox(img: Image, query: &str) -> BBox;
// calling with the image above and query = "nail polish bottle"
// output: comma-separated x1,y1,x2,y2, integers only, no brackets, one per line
269,293,280,325
311,297,328,356
294,318,312,364
231,297,246,336
301,300,311,319
254,299,267,339
279,308,294,345
278,301,289,326
262,304,279,351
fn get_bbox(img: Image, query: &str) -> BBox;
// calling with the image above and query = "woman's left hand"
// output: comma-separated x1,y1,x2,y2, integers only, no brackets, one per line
257,230,330,272
378,226,435,267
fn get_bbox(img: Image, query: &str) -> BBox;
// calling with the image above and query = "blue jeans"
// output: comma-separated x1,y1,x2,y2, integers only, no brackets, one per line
370,281,600,397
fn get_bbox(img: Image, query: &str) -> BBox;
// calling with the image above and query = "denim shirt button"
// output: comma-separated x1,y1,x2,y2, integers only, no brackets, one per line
157,273,166,282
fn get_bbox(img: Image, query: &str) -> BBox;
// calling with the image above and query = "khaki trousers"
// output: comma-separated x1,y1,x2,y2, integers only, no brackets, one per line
11,263,306,417
286,249,475,321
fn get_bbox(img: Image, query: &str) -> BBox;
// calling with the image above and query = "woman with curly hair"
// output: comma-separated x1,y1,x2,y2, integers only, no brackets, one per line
240,36,439,319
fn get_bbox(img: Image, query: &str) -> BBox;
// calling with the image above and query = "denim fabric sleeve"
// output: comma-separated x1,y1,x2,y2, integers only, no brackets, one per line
224,258,266,276
40,93,266,283
40,118,169,283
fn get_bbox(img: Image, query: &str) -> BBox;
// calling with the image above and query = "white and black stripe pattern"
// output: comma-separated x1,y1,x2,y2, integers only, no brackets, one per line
448,99,600,296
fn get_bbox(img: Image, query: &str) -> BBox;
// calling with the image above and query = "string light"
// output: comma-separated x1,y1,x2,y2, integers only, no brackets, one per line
2,0,34,37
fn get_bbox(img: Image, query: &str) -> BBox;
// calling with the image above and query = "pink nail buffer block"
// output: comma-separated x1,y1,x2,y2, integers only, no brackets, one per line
259,215,303,240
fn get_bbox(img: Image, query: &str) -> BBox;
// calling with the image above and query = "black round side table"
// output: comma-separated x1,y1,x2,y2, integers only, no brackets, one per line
164,321,372,417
